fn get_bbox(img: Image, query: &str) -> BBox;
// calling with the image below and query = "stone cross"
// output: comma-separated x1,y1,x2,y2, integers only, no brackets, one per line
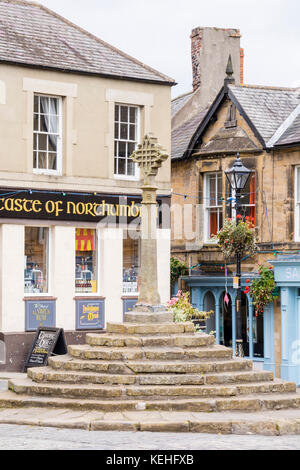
129,134,169,312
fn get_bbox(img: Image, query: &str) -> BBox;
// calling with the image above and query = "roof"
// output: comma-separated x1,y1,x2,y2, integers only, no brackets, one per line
276,113,300,146
229,84,300,143
195,125,259,155
0,0,175,85
171,91,194,118
172,82,300,161
171,109,207,161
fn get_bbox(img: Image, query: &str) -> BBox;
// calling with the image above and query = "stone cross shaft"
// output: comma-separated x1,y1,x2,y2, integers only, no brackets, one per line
130,134,168,307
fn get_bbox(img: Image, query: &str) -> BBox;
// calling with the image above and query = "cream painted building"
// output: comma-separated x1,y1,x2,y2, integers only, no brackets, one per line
0,0,174,371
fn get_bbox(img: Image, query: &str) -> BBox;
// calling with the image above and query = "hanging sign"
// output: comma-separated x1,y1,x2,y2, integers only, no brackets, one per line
23,327,67,372
233,277,239,289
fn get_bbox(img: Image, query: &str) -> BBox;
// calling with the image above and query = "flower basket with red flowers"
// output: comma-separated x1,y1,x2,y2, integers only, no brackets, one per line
248,264,278,316
213,217,257,260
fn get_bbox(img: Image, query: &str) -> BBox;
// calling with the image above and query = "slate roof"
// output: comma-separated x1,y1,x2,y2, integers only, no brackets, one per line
0,0,175,85
171,91,194,118
171,109,207,160
229,84,300,143
275,111,300,146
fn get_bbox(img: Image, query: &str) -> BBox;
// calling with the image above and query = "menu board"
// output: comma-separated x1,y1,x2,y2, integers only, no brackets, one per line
23,327,67,372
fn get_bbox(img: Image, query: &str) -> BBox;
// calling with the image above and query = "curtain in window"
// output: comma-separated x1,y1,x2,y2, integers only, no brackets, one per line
209,210,218,237
40,97,58,149
248,174,256,226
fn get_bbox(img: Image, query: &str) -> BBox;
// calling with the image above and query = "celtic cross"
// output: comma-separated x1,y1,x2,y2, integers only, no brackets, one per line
130,134,168,186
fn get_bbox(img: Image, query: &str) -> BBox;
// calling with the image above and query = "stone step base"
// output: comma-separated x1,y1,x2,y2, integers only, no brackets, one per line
86,333,216,348
2,405,300,435
1,390,300,414
27,367,274,386
68,344,233,361
8,377,296,400
106,322,195,335
48,355,254,374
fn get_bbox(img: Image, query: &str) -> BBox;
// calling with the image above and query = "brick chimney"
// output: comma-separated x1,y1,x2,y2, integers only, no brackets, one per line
190,27,242,96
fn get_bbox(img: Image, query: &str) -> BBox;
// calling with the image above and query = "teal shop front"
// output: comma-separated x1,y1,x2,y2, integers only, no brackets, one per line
272,255,300,385
182,272,275,374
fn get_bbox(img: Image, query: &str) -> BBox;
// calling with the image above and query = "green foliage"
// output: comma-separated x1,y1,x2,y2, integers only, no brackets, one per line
170,257,188,285
249,264,278,316
214,217,256,259
167,291,214,323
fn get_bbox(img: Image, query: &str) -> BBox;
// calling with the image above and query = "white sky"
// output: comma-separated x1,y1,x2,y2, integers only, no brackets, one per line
37,0,300,98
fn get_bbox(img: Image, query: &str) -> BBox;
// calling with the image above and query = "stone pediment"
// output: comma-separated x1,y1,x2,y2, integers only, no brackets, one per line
197,126,259,155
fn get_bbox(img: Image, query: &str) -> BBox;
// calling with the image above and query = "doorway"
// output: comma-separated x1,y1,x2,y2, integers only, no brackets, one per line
219,292,232,348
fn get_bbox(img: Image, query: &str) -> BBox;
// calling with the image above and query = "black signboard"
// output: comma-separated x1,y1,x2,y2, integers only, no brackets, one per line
0,189,170,227
23,327,67,372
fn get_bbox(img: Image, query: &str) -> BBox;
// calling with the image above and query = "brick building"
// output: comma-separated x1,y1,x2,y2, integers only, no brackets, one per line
171,27,300,383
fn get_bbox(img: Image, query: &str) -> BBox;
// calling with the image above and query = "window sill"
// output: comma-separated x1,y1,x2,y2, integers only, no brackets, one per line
114,174,139,182
33,169,62,177
74,296,105,300
23,296,57,301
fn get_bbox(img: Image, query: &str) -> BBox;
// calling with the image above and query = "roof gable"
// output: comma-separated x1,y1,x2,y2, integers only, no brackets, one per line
0,0,175,85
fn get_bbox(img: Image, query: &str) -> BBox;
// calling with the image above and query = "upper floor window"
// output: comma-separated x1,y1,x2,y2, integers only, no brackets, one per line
227,172,256,227
295,167,300,241
33,94,62,174
204,172,223,242
114,104,139,178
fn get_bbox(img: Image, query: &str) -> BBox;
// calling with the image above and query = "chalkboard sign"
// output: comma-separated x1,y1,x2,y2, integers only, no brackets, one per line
23,327,67,372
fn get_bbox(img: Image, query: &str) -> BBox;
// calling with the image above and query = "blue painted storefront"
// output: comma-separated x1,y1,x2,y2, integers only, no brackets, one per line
272,255,300,385
181,273,275,374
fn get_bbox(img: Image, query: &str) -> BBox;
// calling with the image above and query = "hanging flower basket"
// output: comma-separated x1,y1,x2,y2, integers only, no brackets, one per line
213,217,257,260
248,264,278,316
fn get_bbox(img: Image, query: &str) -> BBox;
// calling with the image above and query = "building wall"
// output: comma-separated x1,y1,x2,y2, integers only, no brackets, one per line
0,64,171,194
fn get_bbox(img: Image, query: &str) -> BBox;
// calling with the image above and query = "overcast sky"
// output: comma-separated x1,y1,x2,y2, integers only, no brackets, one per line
37,0,300,97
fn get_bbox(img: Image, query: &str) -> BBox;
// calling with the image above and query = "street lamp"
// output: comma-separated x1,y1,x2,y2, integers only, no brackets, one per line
225,153,251,357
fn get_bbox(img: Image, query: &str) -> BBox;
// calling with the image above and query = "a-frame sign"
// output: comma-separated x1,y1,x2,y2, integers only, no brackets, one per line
23,327,67,372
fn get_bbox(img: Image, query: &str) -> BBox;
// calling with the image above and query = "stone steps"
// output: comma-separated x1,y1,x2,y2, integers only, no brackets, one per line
106,322,195,335
67,344,233,361
86,333,216,348
1,390,300,414
27,366,274,386
8,377,295,400
48,355,254,374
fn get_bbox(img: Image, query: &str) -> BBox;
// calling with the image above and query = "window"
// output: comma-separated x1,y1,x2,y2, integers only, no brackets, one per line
123,230,140,294
75,229,98,294
295,167,300,241
114,104,139,178
226,172,256,226
204,172,223,241
33,94,62,174
24,227,49,294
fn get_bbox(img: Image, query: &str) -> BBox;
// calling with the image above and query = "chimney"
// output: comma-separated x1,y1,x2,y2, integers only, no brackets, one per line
240,48,244,85
190,27,242,97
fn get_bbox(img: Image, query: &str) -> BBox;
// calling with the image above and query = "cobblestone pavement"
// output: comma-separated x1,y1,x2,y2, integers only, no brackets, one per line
0,424,299,450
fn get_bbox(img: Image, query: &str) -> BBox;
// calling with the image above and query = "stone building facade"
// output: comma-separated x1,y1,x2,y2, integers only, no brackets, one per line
171,28,300,382
0,0,174,371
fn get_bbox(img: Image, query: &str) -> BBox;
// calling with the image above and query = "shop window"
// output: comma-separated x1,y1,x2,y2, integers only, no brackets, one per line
204,172,223,241
24,227,49,294
123,230,140,294
203,291,216,336
114,104,139,178
75,229,98,294
33,94,62,174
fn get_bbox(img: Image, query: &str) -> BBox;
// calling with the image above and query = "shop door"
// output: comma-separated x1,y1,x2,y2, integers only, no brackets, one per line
220,292,232,348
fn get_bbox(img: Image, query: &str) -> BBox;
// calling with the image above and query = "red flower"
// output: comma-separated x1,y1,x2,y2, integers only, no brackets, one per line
236,214,242,219
246,279,250,284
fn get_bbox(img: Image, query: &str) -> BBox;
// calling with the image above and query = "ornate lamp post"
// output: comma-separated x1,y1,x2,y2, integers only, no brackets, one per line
225,154,251,357
127,134,172,323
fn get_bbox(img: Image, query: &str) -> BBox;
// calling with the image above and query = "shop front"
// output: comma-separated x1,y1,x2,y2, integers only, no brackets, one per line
272,255,300,385
182,272,275,372
0,188,170,371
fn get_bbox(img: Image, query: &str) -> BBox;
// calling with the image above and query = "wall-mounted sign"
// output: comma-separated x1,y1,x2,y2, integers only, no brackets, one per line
233,277,239,289
0,189,169,226
25,300,56,332
76,299,105,330
23,327,67,372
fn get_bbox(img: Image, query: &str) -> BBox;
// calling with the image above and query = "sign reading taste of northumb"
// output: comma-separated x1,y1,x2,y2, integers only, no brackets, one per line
0,189,164,223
